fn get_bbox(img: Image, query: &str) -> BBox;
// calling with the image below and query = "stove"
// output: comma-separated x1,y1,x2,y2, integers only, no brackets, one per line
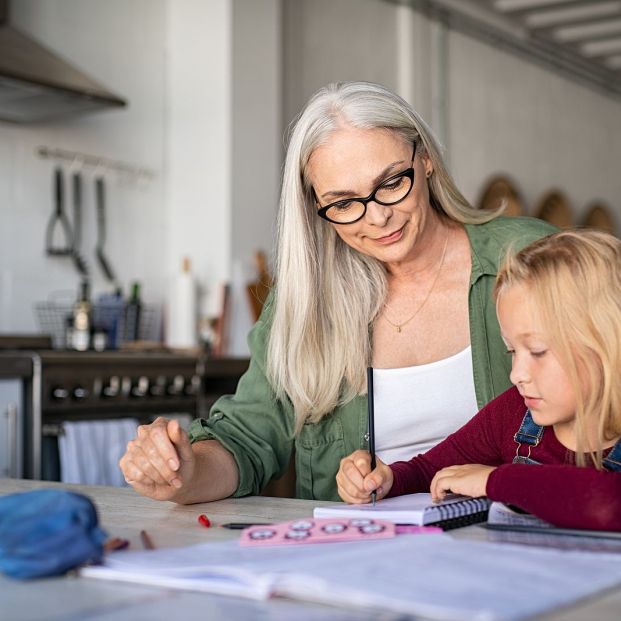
0,349,249,480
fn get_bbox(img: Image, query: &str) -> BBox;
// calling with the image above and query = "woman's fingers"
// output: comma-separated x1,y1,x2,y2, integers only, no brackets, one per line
337,451,373,502
135,418,184,483
336,452,394,503
120,446,167,499
364,459,393,499
120,418,191,498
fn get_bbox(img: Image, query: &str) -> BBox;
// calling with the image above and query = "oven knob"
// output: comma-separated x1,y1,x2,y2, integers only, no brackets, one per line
167,375,185,396
184,375,201,396
149,376,166,397
131,376,149,398
72,386,89,400
121,377,132,397
51,386,69,401
101,376,120,398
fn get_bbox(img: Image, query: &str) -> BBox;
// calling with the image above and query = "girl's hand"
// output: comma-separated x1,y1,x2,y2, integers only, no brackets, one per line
430,464,496,502
336,450,394,503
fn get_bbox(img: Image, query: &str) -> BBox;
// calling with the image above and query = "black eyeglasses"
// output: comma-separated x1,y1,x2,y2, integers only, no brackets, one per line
316,144,417,225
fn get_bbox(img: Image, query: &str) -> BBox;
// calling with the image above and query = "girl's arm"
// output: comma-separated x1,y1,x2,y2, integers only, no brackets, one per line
388,388,523,497
487,463,621,531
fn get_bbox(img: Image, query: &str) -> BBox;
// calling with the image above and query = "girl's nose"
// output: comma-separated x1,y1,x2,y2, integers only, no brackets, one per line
510,355,530,387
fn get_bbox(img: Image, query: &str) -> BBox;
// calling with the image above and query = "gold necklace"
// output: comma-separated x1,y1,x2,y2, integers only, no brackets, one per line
382,230,450,333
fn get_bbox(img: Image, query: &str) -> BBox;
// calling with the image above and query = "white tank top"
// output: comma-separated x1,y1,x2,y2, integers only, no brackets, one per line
373,346,478,464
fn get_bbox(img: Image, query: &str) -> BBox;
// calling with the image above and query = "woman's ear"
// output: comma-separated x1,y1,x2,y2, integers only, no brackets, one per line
421,151,433,179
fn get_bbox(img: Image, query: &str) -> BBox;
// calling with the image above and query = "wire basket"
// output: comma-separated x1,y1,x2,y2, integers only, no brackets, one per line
34,301,162,349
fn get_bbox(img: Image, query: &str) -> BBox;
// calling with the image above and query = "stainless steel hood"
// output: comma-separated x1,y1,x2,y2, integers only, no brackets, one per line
0,0,126,123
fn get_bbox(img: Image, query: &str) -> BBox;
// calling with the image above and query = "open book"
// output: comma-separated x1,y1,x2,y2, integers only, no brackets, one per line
485,502,621,543
81,534,621,621
314,493,491,529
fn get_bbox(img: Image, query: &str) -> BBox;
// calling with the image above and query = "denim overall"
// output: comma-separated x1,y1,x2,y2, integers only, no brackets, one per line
513,410,621,472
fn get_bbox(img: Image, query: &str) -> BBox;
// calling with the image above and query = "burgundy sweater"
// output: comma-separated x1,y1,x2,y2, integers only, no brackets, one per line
388,386,621,531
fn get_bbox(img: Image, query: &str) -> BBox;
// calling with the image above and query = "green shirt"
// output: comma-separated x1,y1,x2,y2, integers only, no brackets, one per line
189,216,556,501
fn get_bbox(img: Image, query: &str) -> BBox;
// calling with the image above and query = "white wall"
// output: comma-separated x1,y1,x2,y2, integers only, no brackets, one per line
229,0,281,355
282,0,621,230
0,0,280,356
447,31,621,229
283,0,401,127
3,0,621,344
1,0,168,332
165,0,233,336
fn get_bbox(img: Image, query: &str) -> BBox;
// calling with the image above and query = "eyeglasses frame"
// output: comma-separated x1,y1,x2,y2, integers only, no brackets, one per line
315,143,418,225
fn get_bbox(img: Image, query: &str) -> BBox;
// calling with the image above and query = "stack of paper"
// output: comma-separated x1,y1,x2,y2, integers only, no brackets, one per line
82,533,621,621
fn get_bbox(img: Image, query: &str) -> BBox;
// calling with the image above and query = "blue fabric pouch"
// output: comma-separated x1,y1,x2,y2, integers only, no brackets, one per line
0,489,108,579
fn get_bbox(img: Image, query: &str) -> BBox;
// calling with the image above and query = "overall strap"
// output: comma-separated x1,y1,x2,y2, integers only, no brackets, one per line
513,409,545,463
514,409,545,445
603,438,621,472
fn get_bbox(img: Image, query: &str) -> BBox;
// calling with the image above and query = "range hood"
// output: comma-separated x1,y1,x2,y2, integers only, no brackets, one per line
0,0,126,123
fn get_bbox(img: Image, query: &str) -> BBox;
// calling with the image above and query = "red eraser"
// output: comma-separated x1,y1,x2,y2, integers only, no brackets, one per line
198,514,211,528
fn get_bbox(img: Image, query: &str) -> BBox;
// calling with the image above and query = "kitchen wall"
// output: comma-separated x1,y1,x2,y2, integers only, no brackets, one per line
1,0,170,334
448,31,621,229
283,0,621,229
0,0,280,355
2,0,621,353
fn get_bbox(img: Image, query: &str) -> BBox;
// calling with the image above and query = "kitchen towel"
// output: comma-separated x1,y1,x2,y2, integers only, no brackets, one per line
59,419,139,486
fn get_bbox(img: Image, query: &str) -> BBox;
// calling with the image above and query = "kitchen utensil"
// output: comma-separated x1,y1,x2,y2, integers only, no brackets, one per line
583,202,616,235
478,175,524,217
246,250,272,322
534,190,573,229
45,168,73,256
94,176,119,286
70,172,89,277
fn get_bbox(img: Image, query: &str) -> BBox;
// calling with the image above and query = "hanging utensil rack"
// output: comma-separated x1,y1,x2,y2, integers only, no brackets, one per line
36,146,155,181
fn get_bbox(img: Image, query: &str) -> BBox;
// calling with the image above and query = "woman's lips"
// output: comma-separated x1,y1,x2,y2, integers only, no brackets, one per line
373,226,404,245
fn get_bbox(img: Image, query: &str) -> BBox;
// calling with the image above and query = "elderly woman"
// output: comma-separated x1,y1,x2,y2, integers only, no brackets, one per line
120,81,554,502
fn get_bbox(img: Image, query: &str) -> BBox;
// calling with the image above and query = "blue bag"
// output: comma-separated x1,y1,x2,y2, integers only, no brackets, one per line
0,489,108,579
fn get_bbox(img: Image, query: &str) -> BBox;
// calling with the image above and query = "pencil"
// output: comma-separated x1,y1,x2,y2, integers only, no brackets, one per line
367,366,376,507
140,529,156,550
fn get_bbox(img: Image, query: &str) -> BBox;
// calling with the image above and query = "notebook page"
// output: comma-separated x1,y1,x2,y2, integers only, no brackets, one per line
487,502,552,528
314,493,473,524
82,534,621,621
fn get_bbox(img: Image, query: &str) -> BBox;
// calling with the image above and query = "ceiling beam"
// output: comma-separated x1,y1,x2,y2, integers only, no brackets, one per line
494,0,579,13
525,2,621,29
553,18,621,42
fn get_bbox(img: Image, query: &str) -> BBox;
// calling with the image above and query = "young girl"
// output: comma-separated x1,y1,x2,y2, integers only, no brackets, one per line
337,230,621,531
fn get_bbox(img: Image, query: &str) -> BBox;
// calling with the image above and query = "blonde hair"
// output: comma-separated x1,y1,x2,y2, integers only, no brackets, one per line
494,229,621,467
268,81,496,428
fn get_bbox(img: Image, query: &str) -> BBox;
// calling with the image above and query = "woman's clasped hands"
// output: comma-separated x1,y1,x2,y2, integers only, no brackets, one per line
119,417,197,501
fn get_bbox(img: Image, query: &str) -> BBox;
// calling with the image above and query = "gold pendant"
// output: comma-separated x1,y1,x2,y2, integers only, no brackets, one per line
397,326,401,333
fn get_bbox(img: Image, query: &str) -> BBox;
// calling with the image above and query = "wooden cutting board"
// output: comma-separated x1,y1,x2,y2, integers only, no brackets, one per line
247,250,272,322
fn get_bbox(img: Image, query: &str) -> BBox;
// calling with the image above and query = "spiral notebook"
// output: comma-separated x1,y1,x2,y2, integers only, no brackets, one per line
314,493,491,530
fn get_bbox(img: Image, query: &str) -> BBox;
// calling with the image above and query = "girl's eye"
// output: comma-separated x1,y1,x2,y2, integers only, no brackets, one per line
333,201,354,212
531,350,547,358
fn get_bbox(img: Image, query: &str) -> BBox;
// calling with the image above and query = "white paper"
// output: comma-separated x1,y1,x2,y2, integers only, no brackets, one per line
82,533,621,621
313,493,481,524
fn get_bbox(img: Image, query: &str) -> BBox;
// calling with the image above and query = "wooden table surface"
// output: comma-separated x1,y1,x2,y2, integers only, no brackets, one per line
1,479,620,621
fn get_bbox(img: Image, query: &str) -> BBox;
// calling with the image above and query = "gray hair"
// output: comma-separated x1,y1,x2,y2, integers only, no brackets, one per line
267,81,495,428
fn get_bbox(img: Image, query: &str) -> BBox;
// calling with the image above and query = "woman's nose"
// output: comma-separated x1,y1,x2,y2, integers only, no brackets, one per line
364,201,391,226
